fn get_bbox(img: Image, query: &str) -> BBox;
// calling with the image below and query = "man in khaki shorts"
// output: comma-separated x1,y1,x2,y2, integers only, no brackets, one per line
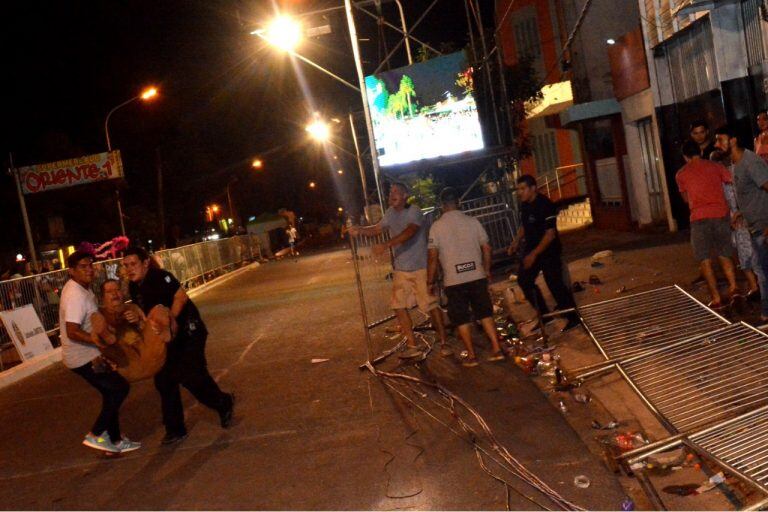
350,182,449,358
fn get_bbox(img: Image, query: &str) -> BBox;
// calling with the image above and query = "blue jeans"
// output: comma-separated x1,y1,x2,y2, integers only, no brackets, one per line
751,232,768,317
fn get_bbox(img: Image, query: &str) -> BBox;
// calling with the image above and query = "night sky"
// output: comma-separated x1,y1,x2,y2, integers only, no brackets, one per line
3,0,482,262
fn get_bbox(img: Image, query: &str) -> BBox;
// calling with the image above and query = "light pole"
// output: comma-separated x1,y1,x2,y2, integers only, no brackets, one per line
104,86,159,236
253,12,387,208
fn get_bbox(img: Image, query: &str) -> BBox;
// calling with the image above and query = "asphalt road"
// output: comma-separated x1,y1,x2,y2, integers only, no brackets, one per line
0,249,625,510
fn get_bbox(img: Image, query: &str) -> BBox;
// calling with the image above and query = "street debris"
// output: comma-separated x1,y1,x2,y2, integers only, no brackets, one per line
591,419,620,430
558,400,568,414
588,275,602,285
573,475,591,488
591,250,614,264
572,281,586,292
620,497,635,510
573,392,591,404
590,261,604,268
616,285,627,294
311,358,330,364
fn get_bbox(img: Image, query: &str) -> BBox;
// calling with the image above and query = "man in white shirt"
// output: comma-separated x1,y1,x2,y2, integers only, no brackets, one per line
287,225,298,258
60,251,139,454
428,188,504,367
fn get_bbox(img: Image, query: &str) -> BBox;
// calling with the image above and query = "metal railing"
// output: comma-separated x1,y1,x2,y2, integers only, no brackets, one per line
0,235,262,368
537,163,587,202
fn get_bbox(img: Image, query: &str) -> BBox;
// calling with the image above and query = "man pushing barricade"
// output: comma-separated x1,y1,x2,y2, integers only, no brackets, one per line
349,182,450,358
123,247,234,445
427,187,505,367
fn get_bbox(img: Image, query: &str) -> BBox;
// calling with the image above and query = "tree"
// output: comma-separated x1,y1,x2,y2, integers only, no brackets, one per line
504,54,544,159
408,175,441,209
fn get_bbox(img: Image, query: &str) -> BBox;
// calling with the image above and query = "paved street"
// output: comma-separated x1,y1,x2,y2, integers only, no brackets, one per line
0,249,625,510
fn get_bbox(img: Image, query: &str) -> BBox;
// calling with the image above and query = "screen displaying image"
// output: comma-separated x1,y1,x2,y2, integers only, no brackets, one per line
365,51,485,167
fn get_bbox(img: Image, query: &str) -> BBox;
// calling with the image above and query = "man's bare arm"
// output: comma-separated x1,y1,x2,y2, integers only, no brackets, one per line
387,224,419,249
66,321,98,345
170,288,189,320
427,248,440,287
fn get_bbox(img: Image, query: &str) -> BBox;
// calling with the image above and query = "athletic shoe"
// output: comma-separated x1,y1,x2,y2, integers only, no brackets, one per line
399,347,423,359
439,343,454,357
219,393,235,429
161,431,189,446
114,437,142,453
82,431,120,453
461,358,479,368
486,352,505,362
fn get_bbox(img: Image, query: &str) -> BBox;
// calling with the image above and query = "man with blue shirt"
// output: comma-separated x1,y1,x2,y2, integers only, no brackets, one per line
350,182,449,358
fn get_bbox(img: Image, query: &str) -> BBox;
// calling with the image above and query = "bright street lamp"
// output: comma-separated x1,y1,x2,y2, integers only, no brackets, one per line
308,181,316,189
105,86,160,151
252,158,264,169
260,15,302,52
103,85,159,237
306,120,331,142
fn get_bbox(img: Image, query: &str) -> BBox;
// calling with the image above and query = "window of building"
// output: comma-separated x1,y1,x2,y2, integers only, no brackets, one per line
532,131,559,177
742,0,767,67
513,15,542,62
662,17,719,102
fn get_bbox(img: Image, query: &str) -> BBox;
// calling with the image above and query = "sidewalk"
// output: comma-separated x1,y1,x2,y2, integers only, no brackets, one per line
496,225,763,510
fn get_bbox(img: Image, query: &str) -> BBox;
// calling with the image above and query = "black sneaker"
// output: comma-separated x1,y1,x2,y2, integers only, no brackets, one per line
219,393,235,429
161,431,188,446
560,316,581,333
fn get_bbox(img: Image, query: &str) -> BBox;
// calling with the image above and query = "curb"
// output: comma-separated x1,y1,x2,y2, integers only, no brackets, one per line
0,260,262,391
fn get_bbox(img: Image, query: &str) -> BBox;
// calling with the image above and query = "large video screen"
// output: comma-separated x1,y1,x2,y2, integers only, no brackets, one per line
365,51,485,167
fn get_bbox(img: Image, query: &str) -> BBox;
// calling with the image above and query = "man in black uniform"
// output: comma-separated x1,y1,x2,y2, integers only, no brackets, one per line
123,247,234,445
508,175,580,332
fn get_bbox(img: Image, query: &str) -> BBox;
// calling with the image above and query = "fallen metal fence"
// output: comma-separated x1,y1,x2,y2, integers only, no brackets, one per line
571,285,768,508
578,285,729,361
0,235,261,369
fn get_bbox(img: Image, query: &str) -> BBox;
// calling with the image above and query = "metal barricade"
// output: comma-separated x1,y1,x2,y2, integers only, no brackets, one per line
0,235,262,370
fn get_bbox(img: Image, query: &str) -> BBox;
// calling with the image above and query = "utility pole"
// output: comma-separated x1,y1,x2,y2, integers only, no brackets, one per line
156,148,166,248
9,153,39,272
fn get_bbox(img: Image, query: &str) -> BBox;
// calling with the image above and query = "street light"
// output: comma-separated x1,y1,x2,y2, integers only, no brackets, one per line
306,120,331,142
252,158,264,169
103,85,159,236
261,15,302,52
308,181,316,189
105,86,160,151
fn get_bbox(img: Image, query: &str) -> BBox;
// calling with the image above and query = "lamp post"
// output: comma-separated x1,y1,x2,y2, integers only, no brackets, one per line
253,12,386,208
104,86,159,236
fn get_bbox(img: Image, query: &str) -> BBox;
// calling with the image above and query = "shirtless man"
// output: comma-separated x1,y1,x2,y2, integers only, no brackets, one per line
91,279,172,382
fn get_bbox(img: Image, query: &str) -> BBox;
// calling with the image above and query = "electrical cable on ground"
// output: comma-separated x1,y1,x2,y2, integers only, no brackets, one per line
373,368,585,511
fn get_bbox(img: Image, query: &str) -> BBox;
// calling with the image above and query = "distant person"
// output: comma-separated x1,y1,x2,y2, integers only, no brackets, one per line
689,120,717,159
755,111,768,164
59,251,140,454
286,225,298,258
676,140,740,307
714,126,768,321
123,247,234,445
507,175,580,332
349,182,450,358
428,188,504,367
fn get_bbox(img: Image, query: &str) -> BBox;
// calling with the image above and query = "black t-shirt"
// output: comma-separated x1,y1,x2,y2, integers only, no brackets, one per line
128,267,207,339
520,194,561,256
700,141,717,160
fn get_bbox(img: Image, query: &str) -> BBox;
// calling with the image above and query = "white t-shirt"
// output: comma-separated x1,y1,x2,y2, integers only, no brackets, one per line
428,210,489,287
287,227,297,243
59,279,100,369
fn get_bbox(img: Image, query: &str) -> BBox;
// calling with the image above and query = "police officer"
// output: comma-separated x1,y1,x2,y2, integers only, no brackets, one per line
508,175,580,332
123,247,234,445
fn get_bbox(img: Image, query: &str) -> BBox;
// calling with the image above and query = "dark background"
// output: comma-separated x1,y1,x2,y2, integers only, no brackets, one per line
2,0,488,264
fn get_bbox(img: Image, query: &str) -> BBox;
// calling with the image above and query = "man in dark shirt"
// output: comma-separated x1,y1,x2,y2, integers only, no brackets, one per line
123,247,234,445
508,175,580,331
690,120,717,160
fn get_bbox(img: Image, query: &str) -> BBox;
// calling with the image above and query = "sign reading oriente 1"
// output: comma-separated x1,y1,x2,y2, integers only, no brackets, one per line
19,151,124,194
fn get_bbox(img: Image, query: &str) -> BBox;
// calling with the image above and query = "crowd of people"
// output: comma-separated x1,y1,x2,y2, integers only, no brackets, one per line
676,118,768,321
350,178,578,367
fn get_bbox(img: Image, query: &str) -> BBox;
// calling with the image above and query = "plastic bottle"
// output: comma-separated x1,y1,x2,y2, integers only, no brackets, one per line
620,497,635,511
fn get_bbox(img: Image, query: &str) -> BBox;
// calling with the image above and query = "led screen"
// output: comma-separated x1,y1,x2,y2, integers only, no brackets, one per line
365,51,485,167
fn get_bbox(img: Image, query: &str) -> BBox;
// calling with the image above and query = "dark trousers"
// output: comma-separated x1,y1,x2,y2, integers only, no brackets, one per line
155,332,228,435
518,251,576,317
72,360,130,441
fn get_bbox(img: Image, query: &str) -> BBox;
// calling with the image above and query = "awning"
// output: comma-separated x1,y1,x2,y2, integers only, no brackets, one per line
559,98,621,127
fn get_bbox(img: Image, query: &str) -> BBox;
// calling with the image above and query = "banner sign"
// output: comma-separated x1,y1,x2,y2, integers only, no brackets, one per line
0,305,54,361
18,151,124,194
